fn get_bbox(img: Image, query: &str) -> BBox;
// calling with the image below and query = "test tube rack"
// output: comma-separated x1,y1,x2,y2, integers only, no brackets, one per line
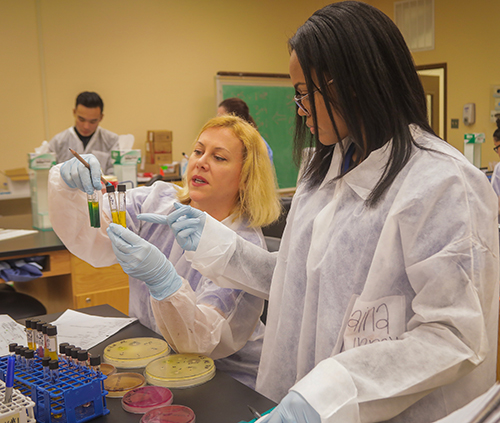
0,379,36,423
0,356,109,423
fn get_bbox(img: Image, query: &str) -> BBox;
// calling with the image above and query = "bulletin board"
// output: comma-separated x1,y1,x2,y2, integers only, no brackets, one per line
216,72,298,189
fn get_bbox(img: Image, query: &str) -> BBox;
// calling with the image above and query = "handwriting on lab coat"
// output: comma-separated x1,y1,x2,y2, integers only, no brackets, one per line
343,295,405,351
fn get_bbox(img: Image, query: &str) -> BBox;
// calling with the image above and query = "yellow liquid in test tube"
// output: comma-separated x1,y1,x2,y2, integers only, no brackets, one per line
118,211,126,227
111,211,120,224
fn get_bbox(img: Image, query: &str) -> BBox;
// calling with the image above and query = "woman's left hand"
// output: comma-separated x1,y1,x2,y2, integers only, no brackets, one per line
107,223,182,300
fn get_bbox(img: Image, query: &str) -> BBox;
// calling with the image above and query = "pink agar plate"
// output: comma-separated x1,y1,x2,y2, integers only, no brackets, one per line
122,386,173,414
140,405,195,423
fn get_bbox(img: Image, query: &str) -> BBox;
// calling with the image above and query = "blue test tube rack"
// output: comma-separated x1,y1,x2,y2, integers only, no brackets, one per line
0,355,109,423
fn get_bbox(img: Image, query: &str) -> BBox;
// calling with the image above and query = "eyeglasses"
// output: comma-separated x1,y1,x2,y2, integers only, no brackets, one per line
494,145,500,153
293,80,333,116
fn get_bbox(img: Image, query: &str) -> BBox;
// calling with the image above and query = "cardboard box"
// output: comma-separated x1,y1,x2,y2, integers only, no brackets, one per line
147,130,172,143
153,140,172,153
145,141,155,164
154,153,173,164
160,163,180,180
5,168,30,196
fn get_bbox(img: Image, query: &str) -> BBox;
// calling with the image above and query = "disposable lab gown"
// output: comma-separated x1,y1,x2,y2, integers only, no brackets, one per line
47,167,266,388
48,127,119,174
185,126,499,422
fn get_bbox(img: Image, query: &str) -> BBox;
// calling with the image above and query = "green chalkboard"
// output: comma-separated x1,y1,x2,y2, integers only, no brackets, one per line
217,74,298,189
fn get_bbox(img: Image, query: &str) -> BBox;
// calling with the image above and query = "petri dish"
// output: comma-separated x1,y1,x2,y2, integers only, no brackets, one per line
122,386,173,414
145,353,215,389
103,337,170,369
101,363,117,376
140,405,195,423
104,372,146,398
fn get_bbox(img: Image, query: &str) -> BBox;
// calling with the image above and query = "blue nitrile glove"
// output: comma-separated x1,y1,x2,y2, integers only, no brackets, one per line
106,223,182,300
60,154,102,195
258,391,320,423
138,202,206,251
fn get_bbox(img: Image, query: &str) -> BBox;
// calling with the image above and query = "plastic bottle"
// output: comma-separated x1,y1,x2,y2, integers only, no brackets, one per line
180,153,189,178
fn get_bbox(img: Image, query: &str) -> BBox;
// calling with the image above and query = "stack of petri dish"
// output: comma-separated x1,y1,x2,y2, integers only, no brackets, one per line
145,353,215,389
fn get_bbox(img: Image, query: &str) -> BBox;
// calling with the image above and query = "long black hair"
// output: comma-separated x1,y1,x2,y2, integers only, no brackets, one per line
289,1,436,206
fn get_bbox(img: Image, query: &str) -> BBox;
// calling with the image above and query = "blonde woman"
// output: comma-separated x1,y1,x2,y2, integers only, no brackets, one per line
48,115,281,388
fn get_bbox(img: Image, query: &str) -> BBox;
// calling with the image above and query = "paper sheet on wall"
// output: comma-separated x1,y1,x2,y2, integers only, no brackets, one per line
51,309,137,350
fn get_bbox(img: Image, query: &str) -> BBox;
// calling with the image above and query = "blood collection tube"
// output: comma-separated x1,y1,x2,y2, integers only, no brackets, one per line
25,349,35,372
25,319,33,349
42,357,51,380
46,325,58,360
49,360,59,383
89,355,101,377
77,350,89,370
117,184,127,227
8,343,17,357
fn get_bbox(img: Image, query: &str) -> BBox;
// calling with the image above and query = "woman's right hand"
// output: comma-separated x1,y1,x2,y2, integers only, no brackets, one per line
60,154,102,195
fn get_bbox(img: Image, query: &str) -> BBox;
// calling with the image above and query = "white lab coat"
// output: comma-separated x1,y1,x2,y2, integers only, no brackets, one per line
185,126,499,422
48,126,119,174
47,167,266,388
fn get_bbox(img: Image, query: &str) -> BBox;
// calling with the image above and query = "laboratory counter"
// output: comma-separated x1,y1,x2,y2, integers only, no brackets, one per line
0,214,129,315
27,304,276,423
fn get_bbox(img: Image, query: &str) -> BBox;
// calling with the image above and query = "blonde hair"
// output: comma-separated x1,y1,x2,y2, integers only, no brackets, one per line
177,115,281,227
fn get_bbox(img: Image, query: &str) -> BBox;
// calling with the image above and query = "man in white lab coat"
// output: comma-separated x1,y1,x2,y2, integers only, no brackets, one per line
48,91,119,174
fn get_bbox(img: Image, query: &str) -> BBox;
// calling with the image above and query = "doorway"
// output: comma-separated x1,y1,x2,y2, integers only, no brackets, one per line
416,63,447,141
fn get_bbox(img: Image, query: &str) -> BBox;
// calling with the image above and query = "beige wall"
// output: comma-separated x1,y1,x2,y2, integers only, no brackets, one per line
0,0,330,183
371,0,500,169
3,0,499,182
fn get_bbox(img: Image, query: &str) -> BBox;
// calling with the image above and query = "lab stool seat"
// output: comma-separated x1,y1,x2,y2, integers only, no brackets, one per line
0,291,47,320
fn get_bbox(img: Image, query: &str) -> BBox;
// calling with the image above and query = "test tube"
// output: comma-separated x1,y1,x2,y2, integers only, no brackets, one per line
42,323,49,358
117,184,127,227
49,360,59,384
8,343,17,357
36,321,45,358
30,319,40,350
106,184,120,224
77,350,89,370
89,355,101,377
64,345,75,367
46,325,58,360
25,319,33,349
25,349,34,372
71,347,81,368
87,191,101,228
59,342,69,363
42,357,51,380
14,346,22,365
20,347,28,370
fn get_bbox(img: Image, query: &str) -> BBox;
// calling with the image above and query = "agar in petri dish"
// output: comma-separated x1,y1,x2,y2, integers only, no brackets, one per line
104,372,146,398
103,337,170,369
122,386,173,414
140,405,195,423
101,363,117,376
145,353,215,388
